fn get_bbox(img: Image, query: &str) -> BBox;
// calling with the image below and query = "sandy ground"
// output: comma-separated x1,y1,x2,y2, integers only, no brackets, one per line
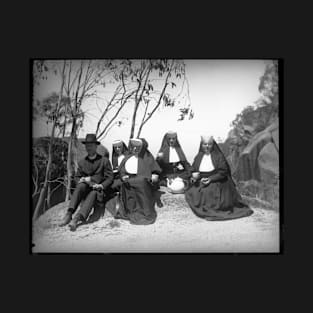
32,187,280,253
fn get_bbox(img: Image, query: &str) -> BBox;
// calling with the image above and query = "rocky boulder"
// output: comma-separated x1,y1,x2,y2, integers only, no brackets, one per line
234,119,279,182
272,128,279,151
258,142,279,185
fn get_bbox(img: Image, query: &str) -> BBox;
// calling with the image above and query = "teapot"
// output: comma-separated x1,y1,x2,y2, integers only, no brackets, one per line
167,177,185,194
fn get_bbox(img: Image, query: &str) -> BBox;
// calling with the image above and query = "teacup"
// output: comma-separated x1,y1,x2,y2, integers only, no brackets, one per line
157,152,164,158
192,172,200,180
151,174,159,182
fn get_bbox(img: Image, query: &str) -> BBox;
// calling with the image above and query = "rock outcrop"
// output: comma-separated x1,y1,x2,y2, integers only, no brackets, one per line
234,119,278,182
258,142,279,185
222,118,279,209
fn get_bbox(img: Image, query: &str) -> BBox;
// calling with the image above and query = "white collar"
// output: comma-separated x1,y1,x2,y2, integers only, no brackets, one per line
88,154,97,160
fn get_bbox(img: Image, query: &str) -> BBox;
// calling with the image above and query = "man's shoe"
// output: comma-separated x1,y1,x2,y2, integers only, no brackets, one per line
68,214,83,231
59,211,72,226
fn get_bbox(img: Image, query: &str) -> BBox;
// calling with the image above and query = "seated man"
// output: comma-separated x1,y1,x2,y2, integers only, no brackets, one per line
59,134,113,231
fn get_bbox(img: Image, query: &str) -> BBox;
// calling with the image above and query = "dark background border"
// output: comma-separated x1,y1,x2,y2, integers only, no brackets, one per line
3,4,304,304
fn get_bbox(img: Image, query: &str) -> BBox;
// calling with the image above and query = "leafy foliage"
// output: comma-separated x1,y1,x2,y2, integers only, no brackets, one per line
32,137,68,192
258,60,278,108
228,60,279,146
99,59,190,138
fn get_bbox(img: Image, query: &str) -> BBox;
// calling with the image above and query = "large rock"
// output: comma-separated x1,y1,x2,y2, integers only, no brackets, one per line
272,128,279,151
243,124,257,137
235,129,272,181
237,179,279,210
258,142,279,185
266,118,278,133
234,119,279,182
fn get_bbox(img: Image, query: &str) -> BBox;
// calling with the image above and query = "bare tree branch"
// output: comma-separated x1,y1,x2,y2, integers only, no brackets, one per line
136,99,150,138
137,60,174,136
97,89,136,141
95,85,123,136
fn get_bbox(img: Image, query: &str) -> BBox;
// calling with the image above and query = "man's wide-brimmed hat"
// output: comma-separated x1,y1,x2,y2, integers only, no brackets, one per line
82,134,100,145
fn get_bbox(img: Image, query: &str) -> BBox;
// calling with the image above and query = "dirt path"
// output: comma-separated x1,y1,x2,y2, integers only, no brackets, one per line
32,188,279,253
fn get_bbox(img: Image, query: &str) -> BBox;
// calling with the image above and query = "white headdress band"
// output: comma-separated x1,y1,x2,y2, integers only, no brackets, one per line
201,135,214,142
113,140,123,146
130,138,143,146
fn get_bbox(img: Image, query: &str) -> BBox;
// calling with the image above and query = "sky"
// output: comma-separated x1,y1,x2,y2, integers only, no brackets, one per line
33,59,267,162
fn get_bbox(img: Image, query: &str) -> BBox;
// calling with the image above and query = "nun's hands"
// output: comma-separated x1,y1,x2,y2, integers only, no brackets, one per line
122,175,129,182
177,163,184,171
201,178,211,185
168,177,174,185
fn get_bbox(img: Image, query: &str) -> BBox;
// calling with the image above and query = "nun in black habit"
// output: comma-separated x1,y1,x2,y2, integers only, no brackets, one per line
156,131,192,186
111,139,128,175
185,136,253,221
106,138,162,225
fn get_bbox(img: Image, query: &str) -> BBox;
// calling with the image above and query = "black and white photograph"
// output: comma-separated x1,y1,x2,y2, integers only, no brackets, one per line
31,59,280,253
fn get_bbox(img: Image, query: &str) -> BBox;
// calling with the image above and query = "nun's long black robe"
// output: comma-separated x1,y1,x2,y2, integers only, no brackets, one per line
106,139,161,225
156,133,192,184
111,141,128,172
185,141,253,221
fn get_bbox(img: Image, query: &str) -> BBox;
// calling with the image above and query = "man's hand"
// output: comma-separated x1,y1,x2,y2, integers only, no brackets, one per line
92,184,104,191
79,176,91,184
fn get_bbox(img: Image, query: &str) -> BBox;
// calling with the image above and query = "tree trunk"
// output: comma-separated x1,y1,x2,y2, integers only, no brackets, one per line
135,61,173,138
46,180,51,210
129,98,140,139
65,62,84,201
33,183,48,220
32,61,66,221
65,120,76,201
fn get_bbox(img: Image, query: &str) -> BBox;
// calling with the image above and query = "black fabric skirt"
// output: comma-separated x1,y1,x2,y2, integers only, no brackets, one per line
106,176,158,225
185,171,253,221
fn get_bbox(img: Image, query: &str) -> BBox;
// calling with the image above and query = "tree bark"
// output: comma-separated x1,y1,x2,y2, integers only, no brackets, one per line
46,180,51,210
65,122,76,201
129,64,151,139
129,95,141,139
136,61,173,137
33,61,66,221
65,61,84,201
